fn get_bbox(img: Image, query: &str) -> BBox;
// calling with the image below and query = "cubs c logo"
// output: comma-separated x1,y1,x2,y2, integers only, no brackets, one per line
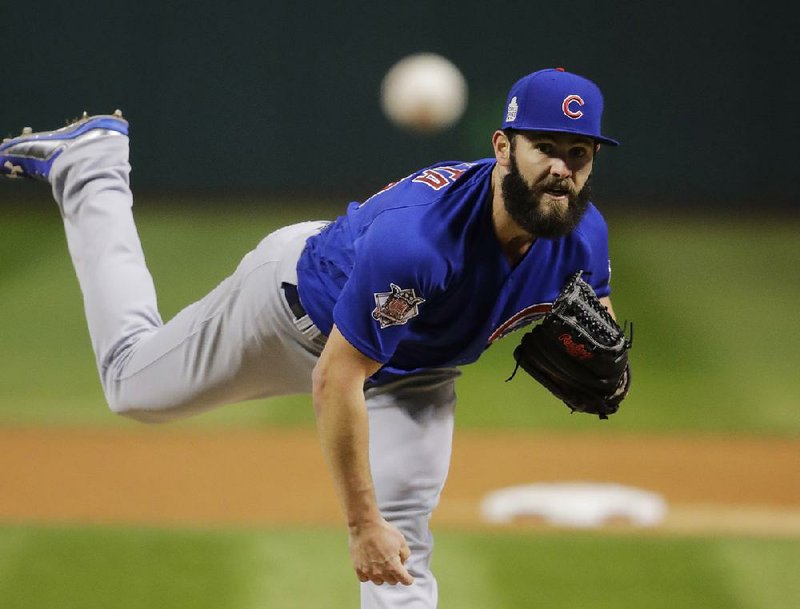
562,94,584,120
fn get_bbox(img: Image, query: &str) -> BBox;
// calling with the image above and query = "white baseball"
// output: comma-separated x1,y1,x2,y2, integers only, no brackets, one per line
380,53,468,134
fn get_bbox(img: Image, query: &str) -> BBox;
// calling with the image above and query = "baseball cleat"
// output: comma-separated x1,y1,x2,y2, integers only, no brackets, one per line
1,111,128,182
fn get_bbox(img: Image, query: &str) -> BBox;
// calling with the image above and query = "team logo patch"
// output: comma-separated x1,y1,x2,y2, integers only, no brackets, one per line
562,94,584,119
505,96,519,122
372,284,425,329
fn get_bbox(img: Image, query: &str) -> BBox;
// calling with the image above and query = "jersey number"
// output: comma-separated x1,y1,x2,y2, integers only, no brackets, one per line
412,166,467,191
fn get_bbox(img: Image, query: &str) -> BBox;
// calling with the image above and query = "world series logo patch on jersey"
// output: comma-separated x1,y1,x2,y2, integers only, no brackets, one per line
372,284,425,329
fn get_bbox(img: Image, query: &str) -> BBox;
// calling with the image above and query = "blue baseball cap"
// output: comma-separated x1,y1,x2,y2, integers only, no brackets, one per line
501,68,619,146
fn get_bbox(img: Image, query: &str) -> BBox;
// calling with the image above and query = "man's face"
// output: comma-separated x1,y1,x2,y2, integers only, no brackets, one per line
501,131,596,238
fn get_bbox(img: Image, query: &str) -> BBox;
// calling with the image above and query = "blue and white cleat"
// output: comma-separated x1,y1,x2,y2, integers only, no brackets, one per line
0,110,129,182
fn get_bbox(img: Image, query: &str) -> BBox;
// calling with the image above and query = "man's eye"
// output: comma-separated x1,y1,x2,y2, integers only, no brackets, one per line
570,147,588,158
535,143,553,154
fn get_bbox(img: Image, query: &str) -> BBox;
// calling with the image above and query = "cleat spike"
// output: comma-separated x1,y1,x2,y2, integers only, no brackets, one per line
21,127,33,135
113,109,123,118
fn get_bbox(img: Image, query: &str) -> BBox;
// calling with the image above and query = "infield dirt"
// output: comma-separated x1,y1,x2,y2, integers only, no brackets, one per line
2,427,799,536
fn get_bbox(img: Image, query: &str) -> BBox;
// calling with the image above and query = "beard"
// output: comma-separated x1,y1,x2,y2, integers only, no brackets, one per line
501,152,592,239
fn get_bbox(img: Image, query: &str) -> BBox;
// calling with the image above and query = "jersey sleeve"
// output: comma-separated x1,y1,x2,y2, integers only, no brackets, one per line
332,208,446,363
577,204,612,298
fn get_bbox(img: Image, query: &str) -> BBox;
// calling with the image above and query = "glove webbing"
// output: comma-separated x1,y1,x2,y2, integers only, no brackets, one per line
555,272,632,350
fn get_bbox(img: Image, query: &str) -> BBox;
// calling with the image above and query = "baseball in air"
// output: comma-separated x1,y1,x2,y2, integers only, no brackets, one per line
380,53,468,134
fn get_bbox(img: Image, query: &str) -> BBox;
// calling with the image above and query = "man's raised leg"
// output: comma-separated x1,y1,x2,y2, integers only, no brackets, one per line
2,114,325,421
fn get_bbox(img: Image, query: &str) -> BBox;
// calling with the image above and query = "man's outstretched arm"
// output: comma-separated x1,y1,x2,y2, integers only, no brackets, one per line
311,325,413,587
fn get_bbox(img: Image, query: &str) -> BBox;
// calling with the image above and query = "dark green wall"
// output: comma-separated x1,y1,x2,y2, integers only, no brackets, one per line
2,1,797,208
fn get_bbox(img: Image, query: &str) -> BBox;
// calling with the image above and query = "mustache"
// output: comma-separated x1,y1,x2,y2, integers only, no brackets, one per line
535,177,577,194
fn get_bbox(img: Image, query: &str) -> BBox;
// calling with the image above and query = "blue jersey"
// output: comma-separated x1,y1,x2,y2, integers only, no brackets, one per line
296,158,611,380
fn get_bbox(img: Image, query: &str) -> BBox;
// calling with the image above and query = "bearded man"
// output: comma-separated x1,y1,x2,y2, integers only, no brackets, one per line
0,67,621,609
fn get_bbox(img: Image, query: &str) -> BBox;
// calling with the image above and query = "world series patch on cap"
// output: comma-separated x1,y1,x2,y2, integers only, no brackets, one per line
502,67,619,146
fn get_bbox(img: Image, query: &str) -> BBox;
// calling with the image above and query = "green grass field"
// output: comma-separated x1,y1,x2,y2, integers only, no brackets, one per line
0,524,798,609
2,195,799,608
1,196,798,434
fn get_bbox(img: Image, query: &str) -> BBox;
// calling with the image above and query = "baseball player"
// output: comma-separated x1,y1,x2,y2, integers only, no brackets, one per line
1,68,621,608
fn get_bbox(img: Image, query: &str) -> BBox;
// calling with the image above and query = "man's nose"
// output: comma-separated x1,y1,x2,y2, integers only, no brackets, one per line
549,157,572,178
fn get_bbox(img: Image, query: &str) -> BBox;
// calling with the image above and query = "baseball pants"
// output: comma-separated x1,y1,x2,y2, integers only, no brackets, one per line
49,131,458,608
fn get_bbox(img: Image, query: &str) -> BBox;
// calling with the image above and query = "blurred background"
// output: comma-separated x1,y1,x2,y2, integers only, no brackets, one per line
1,1,799,608
2,0,799,206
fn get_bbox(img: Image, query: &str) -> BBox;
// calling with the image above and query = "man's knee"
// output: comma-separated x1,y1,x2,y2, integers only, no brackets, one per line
106,397,171,423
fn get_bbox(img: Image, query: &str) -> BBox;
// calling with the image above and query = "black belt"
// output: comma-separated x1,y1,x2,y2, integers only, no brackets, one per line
281,282,307,319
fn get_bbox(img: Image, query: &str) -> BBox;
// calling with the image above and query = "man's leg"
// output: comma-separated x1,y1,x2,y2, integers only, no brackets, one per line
361,368,460,609
3,115,325,421
49,120,163,397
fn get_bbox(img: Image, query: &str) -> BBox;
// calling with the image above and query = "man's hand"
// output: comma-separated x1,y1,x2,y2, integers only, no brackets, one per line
349,518,414,586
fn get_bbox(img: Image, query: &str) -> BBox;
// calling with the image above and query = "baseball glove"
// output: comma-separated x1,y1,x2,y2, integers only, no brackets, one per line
509,271,632,419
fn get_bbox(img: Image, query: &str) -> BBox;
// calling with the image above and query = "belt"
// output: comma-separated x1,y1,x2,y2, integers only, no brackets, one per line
281,281,327,350
281,282,307,319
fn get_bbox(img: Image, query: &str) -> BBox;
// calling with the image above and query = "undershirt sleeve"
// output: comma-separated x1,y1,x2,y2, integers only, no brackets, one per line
578,206,612,298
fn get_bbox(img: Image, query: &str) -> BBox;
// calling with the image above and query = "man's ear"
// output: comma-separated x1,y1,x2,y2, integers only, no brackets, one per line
492,130,512,168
